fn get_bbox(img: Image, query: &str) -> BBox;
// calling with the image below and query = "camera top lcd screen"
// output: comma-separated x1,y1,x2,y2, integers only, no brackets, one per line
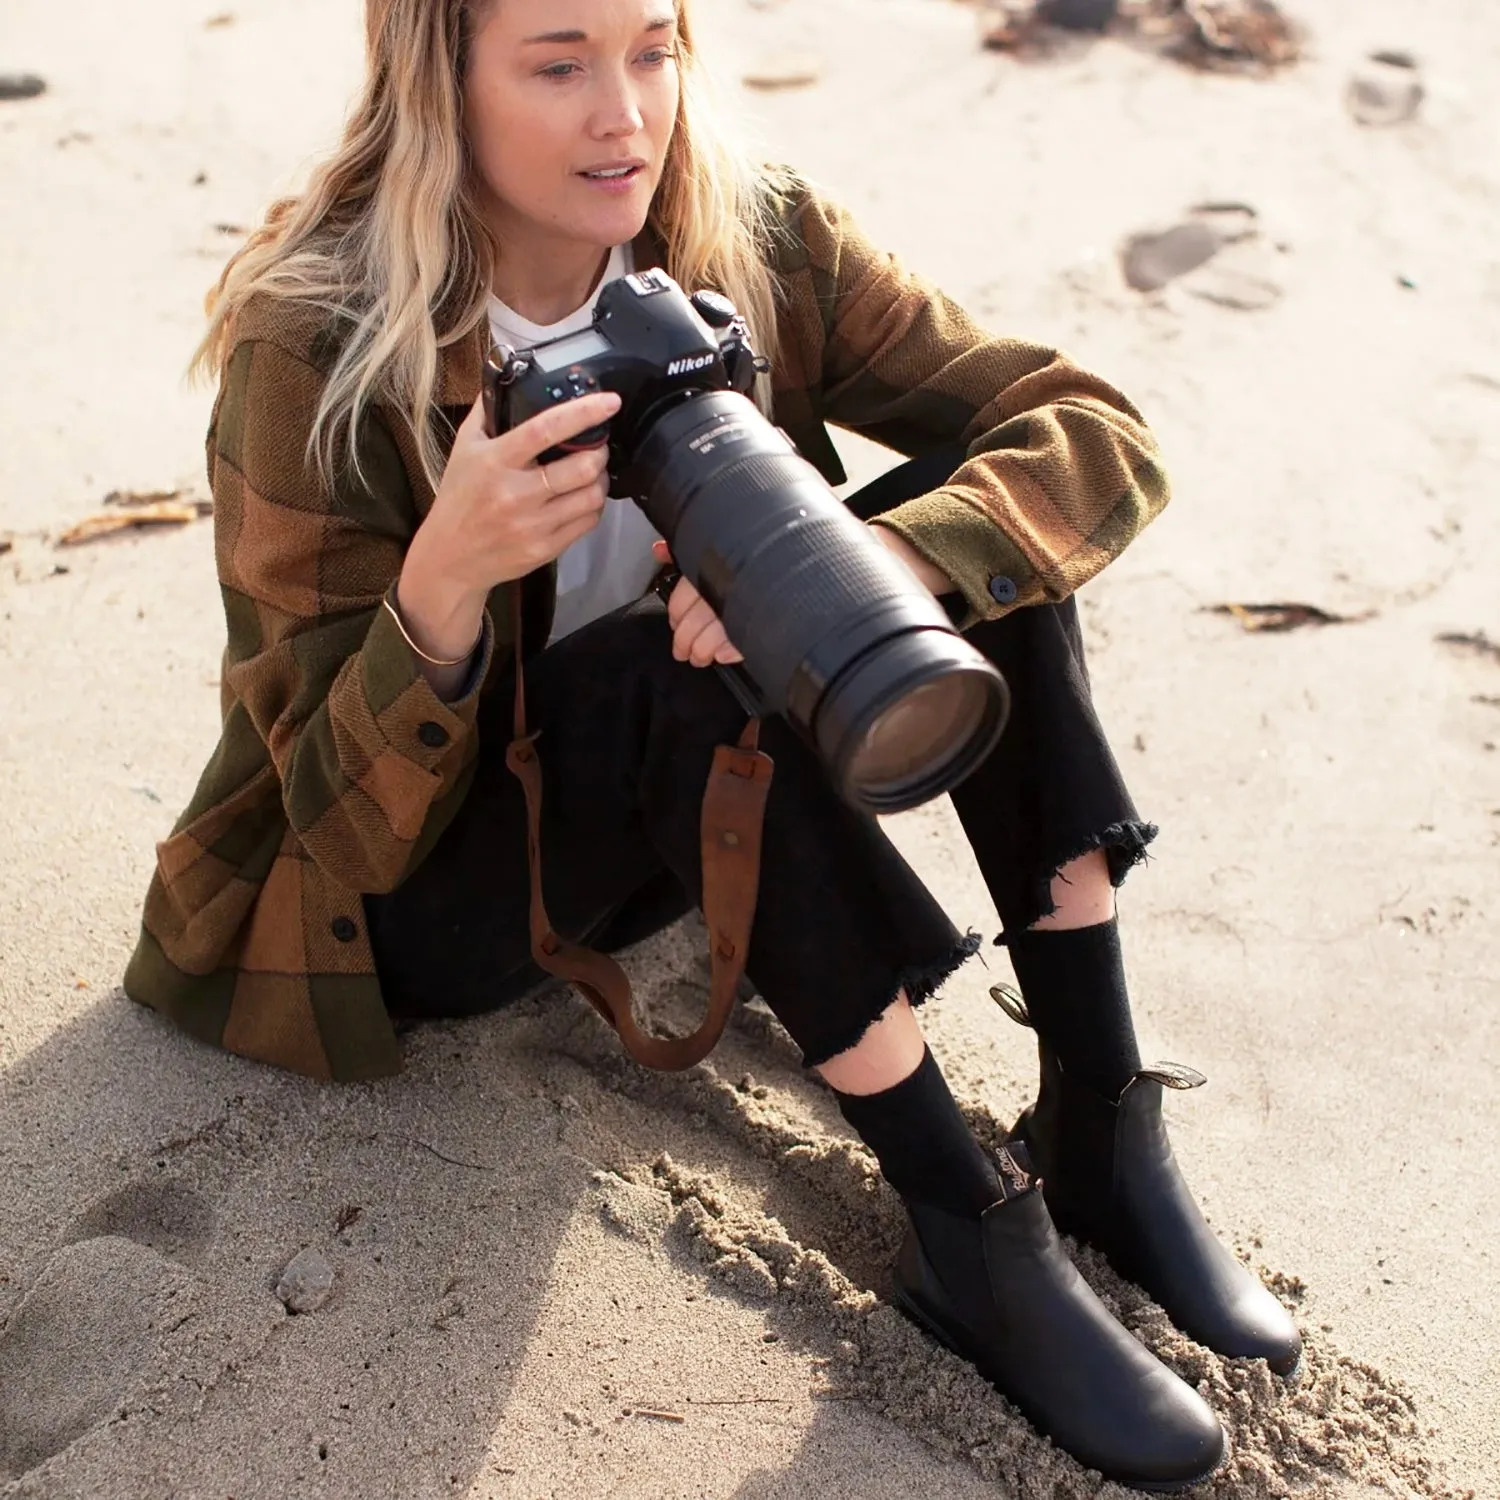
531,329,611,373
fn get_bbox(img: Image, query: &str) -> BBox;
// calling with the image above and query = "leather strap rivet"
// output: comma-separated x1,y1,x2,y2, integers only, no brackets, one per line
722,830,740,847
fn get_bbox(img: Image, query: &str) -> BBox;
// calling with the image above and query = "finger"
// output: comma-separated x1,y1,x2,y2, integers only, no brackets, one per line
461,391,490,435
536,444,609,499
651,540,672,563
667,575,702,630
539,480,608,532
688,620,730,668
452,392,493,450
713,641,745,665
546,508,604,555
672,597,719,658
500,393,621,467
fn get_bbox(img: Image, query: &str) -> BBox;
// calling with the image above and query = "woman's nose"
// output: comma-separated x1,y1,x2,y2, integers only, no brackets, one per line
589,74,645,137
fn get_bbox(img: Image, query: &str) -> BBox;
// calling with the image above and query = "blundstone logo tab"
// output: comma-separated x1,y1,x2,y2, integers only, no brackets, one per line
667,353,716,376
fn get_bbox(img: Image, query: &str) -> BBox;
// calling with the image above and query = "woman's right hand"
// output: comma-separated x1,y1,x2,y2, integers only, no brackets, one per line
395,390,622,669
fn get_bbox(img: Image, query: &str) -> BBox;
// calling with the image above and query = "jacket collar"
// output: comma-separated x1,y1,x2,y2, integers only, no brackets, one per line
434,224,665,408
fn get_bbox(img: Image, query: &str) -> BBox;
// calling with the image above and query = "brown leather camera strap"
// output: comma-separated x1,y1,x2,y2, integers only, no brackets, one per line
503,589,774,1070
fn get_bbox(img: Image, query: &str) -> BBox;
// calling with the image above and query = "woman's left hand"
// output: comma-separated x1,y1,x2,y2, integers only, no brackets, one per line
653,540,745,667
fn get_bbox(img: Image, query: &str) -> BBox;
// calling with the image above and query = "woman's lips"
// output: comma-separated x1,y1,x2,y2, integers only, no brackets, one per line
578,164,645,194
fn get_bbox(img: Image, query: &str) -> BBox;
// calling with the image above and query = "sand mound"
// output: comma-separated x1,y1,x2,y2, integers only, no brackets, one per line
538,949,1472,1499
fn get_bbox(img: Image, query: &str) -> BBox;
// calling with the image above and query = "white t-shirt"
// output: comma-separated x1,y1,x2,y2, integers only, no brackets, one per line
488,244,663,646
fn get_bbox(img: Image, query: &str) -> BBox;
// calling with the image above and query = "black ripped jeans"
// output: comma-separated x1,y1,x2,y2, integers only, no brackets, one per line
364,448,1155,1067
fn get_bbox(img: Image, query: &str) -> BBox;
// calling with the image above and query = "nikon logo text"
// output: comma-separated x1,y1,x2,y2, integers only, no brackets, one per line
667,354,716,376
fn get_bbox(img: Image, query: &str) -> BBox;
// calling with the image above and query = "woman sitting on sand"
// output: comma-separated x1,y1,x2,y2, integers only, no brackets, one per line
125,0,1299,1487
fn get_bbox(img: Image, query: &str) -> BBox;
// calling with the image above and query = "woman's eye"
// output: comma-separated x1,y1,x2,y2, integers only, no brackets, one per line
540,61,580,80
639,46,677,67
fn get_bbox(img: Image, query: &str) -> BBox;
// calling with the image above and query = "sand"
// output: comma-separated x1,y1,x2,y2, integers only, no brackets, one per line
1,0,1497,1495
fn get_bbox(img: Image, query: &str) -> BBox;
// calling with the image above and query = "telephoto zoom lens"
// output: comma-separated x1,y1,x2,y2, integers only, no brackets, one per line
625,391,1010,815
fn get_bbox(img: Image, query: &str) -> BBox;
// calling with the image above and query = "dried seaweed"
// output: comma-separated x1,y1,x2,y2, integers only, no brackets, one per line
976,0,1303,71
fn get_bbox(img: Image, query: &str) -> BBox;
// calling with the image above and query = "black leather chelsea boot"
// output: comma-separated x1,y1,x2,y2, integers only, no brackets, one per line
892,1149,1225,1492
1005,1020,1303,1377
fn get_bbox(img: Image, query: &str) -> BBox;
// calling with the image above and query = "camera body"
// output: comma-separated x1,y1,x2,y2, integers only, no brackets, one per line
482,269,766,475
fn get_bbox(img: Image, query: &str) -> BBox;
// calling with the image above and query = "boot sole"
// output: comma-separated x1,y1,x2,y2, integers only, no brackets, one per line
889,1283,1226,1494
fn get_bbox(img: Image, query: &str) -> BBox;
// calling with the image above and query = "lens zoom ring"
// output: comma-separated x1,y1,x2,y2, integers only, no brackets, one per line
684,450,813,513
725,518,913,693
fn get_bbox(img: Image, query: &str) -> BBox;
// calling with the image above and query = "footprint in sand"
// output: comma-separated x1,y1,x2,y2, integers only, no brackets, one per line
62,1176,217,1269
0,1237,197,1480
1120,202,1285,311
0,1179,219,1479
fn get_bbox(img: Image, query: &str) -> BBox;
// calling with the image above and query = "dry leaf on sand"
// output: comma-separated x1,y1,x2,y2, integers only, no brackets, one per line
742,53,823,89
1436,630,1500,664
1208,602,1376,632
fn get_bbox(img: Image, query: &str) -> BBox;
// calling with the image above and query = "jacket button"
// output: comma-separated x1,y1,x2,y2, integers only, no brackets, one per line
331,916,359,944
417,721,449,750
988,575,1019,606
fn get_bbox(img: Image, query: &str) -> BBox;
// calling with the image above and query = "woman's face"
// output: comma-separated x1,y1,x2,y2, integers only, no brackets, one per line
464,0,681,254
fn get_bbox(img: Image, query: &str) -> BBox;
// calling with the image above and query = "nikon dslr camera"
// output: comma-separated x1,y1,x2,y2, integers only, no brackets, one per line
484,269,1008,815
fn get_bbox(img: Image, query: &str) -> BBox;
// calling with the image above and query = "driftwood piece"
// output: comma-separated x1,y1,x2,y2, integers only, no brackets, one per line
57,492,213,548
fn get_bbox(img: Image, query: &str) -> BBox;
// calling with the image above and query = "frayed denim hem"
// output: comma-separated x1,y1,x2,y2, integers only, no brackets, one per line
799,929,983,1070
992,820,1158,946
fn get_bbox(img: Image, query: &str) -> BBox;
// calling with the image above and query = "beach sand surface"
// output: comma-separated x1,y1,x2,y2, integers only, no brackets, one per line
1,0,1497,1495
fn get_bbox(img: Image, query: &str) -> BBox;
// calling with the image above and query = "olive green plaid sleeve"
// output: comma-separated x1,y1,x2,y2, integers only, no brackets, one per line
782,188,1170,626
212,338,494,895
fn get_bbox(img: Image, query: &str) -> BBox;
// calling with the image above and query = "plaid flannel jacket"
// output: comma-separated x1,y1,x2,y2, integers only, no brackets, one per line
123,178,1170,1081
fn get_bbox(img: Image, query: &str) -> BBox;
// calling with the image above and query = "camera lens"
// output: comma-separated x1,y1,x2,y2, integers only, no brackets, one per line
843,666,1004,810
626,390,1010,815
813,627,1009,810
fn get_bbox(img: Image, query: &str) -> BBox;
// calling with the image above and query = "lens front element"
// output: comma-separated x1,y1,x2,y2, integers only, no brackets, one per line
817,633,1010,814
849,674,992,802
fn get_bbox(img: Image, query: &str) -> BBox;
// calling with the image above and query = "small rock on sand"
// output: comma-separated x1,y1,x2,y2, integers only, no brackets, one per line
275,1248,335,1314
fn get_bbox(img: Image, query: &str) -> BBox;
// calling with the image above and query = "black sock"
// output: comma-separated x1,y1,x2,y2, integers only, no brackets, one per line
833,1046,1001,1217
1006,917,1142,1098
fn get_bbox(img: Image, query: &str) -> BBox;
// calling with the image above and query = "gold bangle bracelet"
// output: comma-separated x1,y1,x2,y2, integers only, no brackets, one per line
382,595,482,668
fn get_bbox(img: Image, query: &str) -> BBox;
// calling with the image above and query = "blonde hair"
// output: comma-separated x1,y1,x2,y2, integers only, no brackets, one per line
194,0,792,495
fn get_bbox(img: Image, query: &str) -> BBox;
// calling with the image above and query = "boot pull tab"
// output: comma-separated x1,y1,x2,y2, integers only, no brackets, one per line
1135,1062,1208,1092
989,983,1032,1029
994,1139,1040,1202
